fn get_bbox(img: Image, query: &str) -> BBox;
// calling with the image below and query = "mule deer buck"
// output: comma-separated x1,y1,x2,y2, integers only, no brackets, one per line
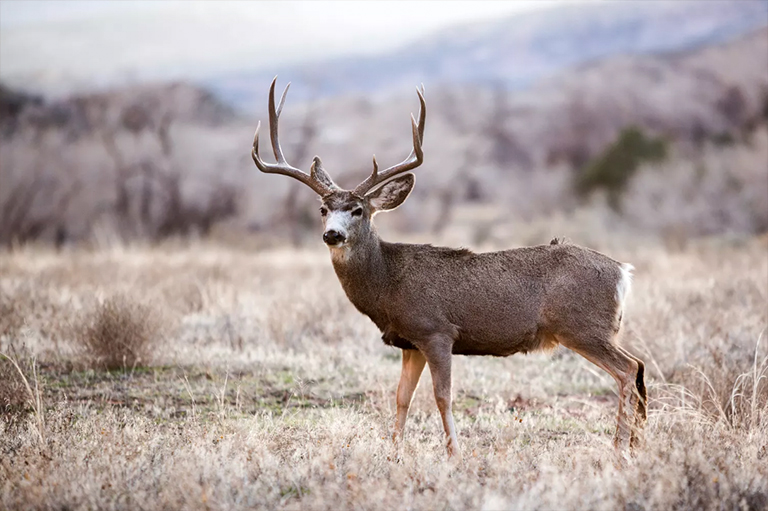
251,78,647,458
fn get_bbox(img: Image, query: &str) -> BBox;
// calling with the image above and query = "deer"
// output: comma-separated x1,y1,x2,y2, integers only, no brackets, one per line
250,78,647,459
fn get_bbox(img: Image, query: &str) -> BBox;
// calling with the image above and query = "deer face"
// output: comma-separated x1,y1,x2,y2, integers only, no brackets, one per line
320,191,368,247
319,175,415,248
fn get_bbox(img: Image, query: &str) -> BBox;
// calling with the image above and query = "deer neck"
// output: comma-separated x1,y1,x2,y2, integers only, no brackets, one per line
328,226,389,321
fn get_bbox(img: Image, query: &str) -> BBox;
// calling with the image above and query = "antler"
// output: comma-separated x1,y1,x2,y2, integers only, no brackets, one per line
353,86,426,196
251,77,335,196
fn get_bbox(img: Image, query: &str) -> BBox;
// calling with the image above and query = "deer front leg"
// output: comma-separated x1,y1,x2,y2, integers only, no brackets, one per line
393,349,427,443
423,342,461,458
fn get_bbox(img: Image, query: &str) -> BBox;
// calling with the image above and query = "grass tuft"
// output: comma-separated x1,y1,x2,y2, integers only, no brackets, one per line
74,295,164,370
0,344,45,445
0,343,33,427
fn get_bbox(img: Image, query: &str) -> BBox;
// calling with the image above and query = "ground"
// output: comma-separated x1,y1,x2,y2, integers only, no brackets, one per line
1,236,766,510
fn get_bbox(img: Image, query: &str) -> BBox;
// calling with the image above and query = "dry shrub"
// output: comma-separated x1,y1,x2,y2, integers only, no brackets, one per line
266,290,365,350
662,337,768,430
0,291,25,339
0,343,43,444
0,345,31,427
74,295,164,370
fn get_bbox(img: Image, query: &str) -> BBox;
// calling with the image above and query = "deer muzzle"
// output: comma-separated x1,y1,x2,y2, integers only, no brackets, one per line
323,230,347,246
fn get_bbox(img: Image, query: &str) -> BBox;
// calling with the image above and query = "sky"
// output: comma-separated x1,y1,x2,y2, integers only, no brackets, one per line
0,0,582,94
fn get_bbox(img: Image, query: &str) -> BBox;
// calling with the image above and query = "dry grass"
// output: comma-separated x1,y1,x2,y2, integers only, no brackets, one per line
73,295,165,371
0,344,32,427
0,234,766,510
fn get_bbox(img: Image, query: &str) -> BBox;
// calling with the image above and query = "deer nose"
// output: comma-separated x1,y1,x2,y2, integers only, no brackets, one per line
323,230,346,246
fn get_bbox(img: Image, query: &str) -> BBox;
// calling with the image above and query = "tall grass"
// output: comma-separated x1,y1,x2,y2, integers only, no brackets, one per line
0,238,765,510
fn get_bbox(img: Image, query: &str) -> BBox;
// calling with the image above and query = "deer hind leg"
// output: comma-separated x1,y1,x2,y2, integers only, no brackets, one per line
422,340,461,458
616,345,647,450
557,333,640,457
393,349,427,443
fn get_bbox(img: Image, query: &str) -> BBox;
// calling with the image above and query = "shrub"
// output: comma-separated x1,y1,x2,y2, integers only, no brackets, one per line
74,296,163,370
0,292,25,339
680,341,767,430
0,353,29,426
575,126,667,210
0,343,39,433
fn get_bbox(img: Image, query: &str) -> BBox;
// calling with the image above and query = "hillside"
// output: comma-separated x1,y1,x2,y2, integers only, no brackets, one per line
209,0,768,111
237,27,768,186
1,27,766,246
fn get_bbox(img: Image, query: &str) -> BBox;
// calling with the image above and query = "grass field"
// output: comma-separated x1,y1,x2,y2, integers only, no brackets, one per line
1,236,767,510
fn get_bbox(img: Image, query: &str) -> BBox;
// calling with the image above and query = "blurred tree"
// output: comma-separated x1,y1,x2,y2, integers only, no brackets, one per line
546,98,597,170
716,86,748,130
0,84,43,137
484,85,531,170
278,101,318,247
575,126,667,211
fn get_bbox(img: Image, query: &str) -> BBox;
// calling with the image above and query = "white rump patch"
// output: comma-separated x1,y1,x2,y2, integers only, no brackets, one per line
616,263,634,319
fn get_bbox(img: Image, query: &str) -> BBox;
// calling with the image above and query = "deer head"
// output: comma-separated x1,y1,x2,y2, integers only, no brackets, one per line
251,78,425,249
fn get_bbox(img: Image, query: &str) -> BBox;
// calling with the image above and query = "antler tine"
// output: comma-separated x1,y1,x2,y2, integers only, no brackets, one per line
416,85,426,143
354,87,426,196
268,77,292,164
251,77,333,196
275,82,290,118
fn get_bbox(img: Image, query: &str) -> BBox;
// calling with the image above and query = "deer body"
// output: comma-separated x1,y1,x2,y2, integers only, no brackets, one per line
250,78,647,459
332,238,629,358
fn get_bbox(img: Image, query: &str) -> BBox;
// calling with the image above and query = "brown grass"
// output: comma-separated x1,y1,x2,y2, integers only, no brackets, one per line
0,343,45,446
74,295,164,370
0,234,766,510
0,344,31,427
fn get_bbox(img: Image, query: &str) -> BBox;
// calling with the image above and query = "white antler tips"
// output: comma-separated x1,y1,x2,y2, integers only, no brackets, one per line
253,122,261,145
372,155,379,175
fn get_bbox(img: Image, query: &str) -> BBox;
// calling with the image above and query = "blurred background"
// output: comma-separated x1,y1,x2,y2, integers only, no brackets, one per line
1,0,767,249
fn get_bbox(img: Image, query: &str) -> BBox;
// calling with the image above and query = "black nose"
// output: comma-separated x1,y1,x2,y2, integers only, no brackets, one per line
323,230,346,245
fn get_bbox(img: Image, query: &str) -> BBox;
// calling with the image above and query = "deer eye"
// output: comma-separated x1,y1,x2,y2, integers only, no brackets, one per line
351,208,363,217
319,207,327,216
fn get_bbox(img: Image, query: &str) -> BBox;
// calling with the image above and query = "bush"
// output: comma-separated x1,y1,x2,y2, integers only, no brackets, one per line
74,296,163,370
0,356,29,426
0,343,37,430
0,293,25,339
575,126,667,210
670,340,768,430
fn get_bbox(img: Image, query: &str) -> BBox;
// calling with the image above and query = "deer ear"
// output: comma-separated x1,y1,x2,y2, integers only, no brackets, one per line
310,156,337,192
366,174,415,212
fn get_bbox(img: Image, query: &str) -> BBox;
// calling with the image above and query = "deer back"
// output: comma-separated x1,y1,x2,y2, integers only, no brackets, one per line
332,241,627,357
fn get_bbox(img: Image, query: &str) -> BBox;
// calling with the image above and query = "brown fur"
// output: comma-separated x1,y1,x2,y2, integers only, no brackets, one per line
321,188,646,458
333,240,623,358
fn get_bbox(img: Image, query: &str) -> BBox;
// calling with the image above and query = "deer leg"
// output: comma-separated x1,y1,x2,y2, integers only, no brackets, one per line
616,345,647,450
558,334,639,457
422,342,460,458
393,349,427,443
